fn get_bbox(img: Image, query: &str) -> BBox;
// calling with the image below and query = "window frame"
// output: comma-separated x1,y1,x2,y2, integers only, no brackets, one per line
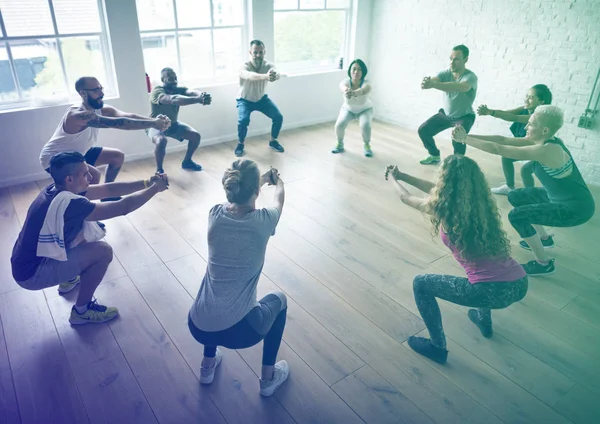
0,0,117,111
273,0,353,74
137,0,249,87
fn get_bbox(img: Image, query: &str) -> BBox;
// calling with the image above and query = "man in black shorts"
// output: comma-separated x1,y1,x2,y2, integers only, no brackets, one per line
147,67,212,173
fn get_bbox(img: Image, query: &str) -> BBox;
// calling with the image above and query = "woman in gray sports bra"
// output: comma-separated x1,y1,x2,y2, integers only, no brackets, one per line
452,105,595,276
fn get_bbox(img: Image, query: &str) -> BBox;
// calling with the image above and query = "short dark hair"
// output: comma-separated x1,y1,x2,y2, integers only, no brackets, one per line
49,152,86,185
250,39,264,47
347,59,368,83
75,76,95,93
452,45,469,58
531,84,553,105
161,67,175,75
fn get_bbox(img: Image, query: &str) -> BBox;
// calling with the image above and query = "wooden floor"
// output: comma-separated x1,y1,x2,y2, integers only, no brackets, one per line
1,121,599,424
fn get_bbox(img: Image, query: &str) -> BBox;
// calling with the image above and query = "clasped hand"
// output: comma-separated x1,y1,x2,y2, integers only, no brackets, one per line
452,125,467,143
149,173,169,191
154,114,171,131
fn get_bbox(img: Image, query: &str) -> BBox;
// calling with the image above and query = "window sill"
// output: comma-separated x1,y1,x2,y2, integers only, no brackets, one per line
0,95,119,115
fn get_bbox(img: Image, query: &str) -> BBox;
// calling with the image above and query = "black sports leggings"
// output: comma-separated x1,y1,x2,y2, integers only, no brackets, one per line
507,187,594,238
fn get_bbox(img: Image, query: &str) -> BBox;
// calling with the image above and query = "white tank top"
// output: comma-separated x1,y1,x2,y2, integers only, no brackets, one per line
39,105,101,170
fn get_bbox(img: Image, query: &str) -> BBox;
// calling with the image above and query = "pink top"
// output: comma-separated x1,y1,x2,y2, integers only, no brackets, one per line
441,231,526,284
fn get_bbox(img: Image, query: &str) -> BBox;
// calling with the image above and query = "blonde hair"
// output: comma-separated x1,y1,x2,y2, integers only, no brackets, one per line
425,155,511,260
222,159,260,204
533,105,564,136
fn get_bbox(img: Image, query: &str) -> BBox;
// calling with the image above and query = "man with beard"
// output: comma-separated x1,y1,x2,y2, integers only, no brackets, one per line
234,39,285,157
418,45,478,165
147,67,212,173
40,77,171,193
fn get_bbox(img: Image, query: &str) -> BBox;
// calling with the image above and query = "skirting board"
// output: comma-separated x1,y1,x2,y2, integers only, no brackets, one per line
0,116,337,188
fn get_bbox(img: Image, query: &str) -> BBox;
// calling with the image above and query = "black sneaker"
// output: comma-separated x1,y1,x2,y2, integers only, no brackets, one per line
100,196,122,202
407,336,448,364
182,160,202,171
519,236,555,250
235,143,245,157
157,168,164,174
269,140,285,153
468,309,493,338
522,258,555,276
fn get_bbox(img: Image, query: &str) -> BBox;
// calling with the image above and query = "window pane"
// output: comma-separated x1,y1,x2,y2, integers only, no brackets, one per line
10,39,67,100
176,0,211,28
213,27,242,79
178,30,213,83
135,0,175,31
326,0,350,8
141,32,178,81
0,0,54,36
0,42,19,102
275,11,345,67
300,0,325,9
274,0,298,10
53,0,102,34
213,0,244,27
61,37,109,94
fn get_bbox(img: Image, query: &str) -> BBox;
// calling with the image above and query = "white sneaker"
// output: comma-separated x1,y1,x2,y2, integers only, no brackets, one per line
259,360,289,397
491,184,514,195
200,348,223,385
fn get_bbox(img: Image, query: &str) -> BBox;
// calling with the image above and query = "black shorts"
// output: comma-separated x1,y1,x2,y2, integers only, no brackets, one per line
83,146,103,166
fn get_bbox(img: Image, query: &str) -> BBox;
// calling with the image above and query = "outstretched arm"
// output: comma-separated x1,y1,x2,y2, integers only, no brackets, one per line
477,104,529,123
452,126,548,161
85,174,168,201
431,81,472,93
67,109,169,131
388,167,435,193
390,179,428,212
157,92,207,106
84,176,169,221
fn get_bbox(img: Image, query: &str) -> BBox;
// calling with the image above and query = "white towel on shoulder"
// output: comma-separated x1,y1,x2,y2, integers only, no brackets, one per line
37,190,106,261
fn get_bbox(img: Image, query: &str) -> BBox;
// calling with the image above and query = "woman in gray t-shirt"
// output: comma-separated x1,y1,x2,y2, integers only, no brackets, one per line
188,159,289,397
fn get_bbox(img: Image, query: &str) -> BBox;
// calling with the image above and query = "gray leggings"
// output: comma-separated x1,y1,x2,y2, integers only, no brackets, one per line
335,107,373,143
413,274,528,349
501,158,535,189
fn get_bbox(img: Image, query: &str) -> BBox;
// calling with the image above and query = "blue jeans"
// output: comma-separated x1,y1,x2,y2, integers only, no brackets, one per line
237,95,283,143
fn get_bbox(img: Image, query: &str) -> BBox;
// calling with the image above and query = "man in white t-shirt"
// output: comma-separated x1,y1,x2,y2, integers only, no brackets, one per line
235,40,285,157
40,77,170,199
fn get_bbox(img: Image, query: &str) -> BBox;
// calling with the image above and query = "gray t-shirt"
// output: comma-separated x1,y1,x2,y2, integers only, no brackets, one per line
436,69,478,118
189,204,281,332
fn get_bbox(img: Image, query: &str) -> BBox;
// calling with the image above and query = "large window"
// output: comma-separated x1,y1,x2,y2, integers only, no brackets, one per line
274,0,352,72
0,0,116,109
136,0,246,86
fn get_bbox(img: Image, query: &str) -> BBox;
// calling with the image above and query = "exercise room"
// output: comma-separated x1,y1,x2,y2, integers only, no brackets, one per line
0,0,599,423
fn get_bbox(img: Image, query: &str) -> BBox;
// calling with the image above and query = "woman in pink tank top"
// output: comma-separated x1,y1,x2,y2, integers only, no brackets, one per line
385,155,527,364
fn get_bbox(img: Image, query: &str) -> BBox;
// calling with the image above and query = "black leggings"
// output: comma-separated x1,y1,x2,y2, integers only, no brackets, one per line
413,274,528,349
188,292,287,366
508,187,594,238
501,158,535,189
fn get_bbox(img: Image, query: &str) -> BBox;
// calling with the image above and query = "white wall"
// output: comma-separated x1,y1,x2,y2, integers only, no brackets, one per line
368,0,600,185
0,0,373,187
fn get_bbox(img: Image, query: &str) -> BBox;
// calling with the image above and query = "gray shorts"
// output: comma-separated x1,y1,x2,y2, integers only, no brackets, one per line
146,121,194,142
16,245,87,290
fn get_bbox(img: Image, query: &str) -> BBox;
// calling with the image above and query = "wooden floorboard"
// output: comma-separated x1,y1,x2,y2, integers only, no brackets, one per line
1,121,598,423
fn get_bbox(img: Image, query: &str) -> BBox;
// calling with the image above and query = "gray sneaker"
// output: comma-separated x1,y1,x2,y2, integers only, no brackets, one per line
259,360,289,396
200,348,223,385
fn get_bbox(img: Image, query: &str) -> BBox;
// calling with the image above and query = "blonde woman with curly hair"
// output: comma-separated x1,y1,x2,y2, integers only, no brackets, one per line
188,159,289,396
386,155,528,364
